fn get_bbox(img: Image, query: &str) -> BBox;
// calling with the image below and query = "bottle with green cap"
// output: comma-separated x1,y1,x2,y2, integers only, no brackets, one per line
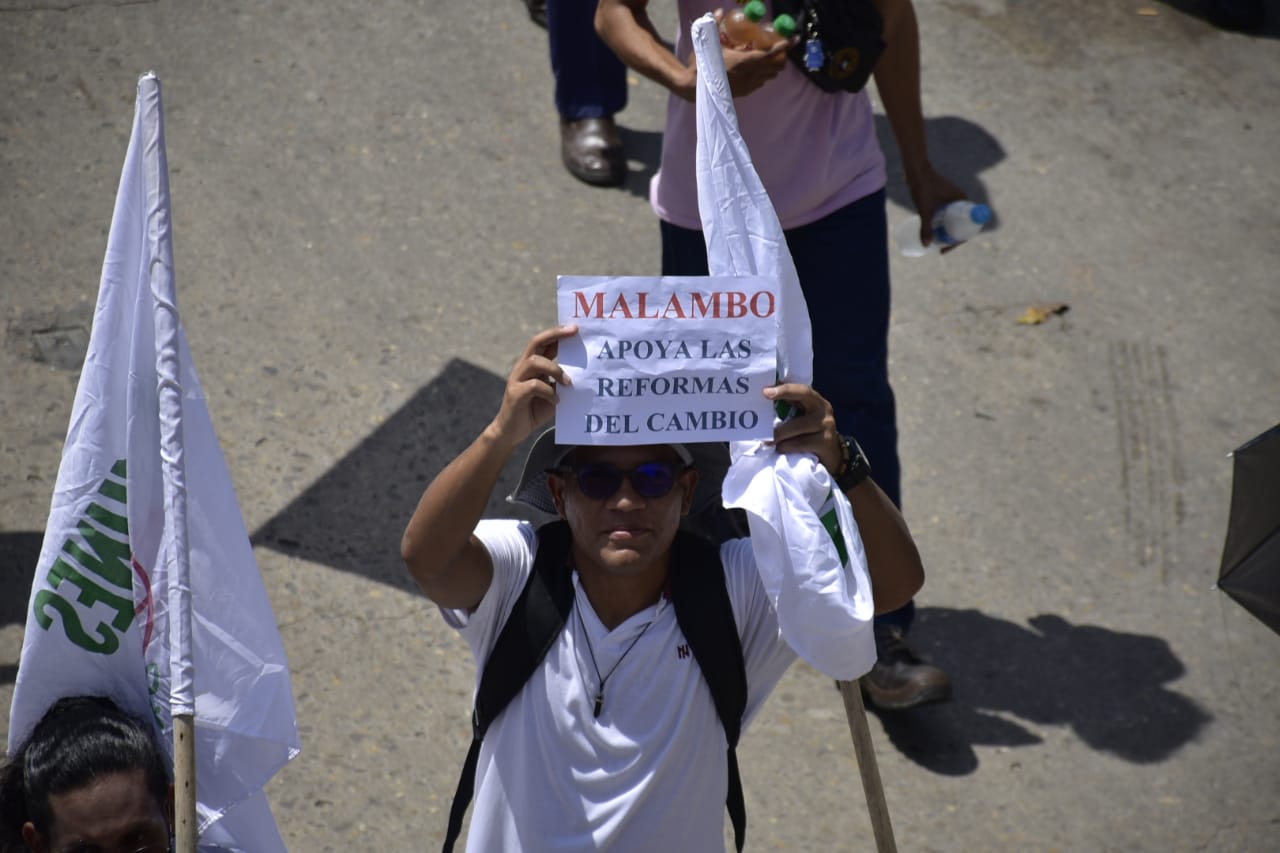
721,0,797,50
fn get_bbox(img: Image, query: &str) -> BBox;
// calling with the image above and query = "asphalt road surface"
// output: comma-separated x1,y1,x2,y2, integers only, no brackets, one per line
3,0,1278,850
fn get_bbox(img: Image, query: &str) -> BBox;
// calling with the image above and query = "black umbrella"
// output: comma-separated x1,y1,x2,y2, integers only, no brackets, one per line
1217,422,1280,636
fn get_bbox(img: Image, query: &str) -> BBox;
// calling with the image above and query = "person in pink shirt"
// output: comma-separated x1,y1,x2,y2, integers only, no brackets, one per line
597,0,963,710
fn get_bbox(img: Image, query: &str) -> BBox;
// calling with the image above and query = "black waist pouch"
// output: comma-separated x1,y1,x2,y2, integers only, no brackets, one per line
774,0,885,94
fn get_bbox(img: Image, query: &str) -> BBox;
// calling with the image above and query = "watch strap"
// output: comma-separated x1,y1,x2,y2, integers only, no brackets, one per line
835,434,871,492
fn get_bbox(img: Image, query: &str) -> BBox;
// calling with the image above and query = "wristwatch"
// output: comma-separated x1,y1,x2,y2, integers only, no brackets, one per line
835,434,872,492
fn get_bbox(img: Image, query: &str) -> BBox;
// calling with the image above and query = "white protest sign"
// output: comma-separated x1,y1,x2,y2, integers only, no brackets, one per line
555,275,777,444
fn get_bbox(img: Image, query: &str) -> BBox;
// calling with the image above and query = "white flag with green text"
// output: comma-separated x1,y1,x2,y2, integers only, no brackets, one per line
7,73,299,851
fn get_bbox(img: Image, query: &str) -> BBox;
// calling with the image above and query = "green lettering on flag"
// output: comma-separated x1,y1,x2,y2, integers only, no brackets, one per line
30,460,136,654
86,501,129,536
46,557,135,632
99,478,127,504
65,517,133,590
33,588,120,655
63,462,131,589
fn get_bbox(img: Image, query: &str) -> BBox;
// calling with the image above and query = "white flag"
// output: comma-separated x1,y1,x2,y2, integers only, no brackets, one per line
690,17,876,679
7,73,300,851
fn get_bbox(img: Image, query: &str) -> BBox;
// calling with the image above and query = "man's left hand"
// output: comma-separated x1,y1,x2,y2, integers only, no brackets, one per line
763,383,843,475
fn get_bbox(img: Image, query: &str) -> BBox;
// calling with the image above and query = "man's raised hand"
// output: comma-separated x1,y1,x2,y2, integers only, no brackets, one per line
490,325,578,447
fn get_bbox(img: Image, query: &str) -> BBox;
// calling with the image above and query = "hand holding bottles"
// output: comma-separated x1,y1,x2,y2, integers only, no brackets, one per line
893,200,992,257
719,1,797,50
714,2,795,98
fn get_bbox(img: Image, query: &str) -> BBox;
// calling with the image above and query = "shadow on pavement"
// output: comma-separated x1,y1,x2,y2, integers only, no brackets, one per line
1,531,42,686
868,607,1213,775
618,126,662,203
1,533,41,627
250,369,1214,778
253,358,546,591
3,361,542,685
876,114,1005,235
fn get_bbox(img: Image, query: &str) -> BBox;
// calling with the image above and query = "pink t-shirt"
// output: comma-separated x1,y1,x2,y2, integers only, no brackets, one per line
652,1,887,231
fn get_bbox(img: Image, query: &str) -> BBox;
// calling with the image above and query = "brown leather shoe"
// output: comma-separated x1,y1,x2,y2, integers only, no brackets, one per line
861,625,952,710
560,117,626,187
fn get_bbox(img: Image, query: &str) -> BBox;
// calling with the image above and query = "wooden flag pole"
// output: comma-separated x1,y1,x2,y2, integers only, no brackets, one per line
837,678,897,853
174,713,198,852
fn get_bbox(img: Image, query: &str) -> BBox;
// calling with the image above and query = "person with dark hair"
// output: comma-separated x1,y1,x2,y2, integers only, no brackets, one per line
0,695,173,853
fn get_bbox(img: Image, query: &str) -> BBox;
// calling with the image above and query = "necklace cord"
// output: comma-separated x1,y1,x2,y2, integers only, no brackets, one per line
575,599,655,718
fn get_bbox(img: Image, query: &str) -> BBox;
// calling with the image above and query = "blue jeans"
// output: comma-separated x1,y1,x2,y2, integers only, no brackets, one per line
660,189,915,634
548,0,627,120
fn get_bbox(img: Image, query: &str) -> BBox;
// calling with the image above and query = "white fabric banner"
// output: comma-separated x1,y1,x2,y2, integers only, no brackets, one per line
7,73,299,851
690,16,876,679
555,274,777,444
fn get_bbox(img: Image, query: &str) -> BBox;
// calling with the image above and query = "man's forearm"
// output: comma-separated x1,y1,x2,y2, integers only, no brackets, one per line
846,479,925,614
400,424,514,600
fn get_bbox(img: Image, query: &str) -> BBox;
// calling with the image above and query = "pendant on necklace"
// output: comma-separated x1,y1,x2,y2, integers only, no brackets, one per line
593,692,604,718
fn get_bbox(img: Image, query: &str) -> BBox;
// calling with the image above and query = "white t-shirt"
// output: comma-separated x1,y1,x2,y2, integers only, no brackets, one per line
441,520,799,852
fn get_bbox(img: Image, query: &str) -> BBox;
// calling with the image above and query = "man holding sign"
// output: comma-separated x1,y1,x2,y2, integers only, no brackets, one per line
401,321,924,850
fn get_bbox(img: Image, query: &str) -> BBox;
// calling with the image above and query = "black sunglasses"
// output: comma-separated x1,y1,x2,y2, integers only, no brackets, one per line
555,460,688,501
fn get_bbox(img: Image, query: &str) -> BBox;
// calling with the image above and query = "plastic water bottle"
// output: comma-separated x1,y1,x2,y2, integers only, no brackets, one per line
721,0,797,49
894,201,992,257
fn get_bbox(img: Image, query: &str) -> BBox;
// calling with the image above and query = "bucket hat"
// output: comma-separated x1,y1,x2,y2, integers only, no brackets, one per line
509,428,729,515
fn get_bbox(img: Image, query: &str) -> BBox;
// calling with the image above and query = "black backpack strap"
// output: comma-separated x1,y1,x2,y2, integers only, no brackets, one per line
669,531,749,852
442,521,575,853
